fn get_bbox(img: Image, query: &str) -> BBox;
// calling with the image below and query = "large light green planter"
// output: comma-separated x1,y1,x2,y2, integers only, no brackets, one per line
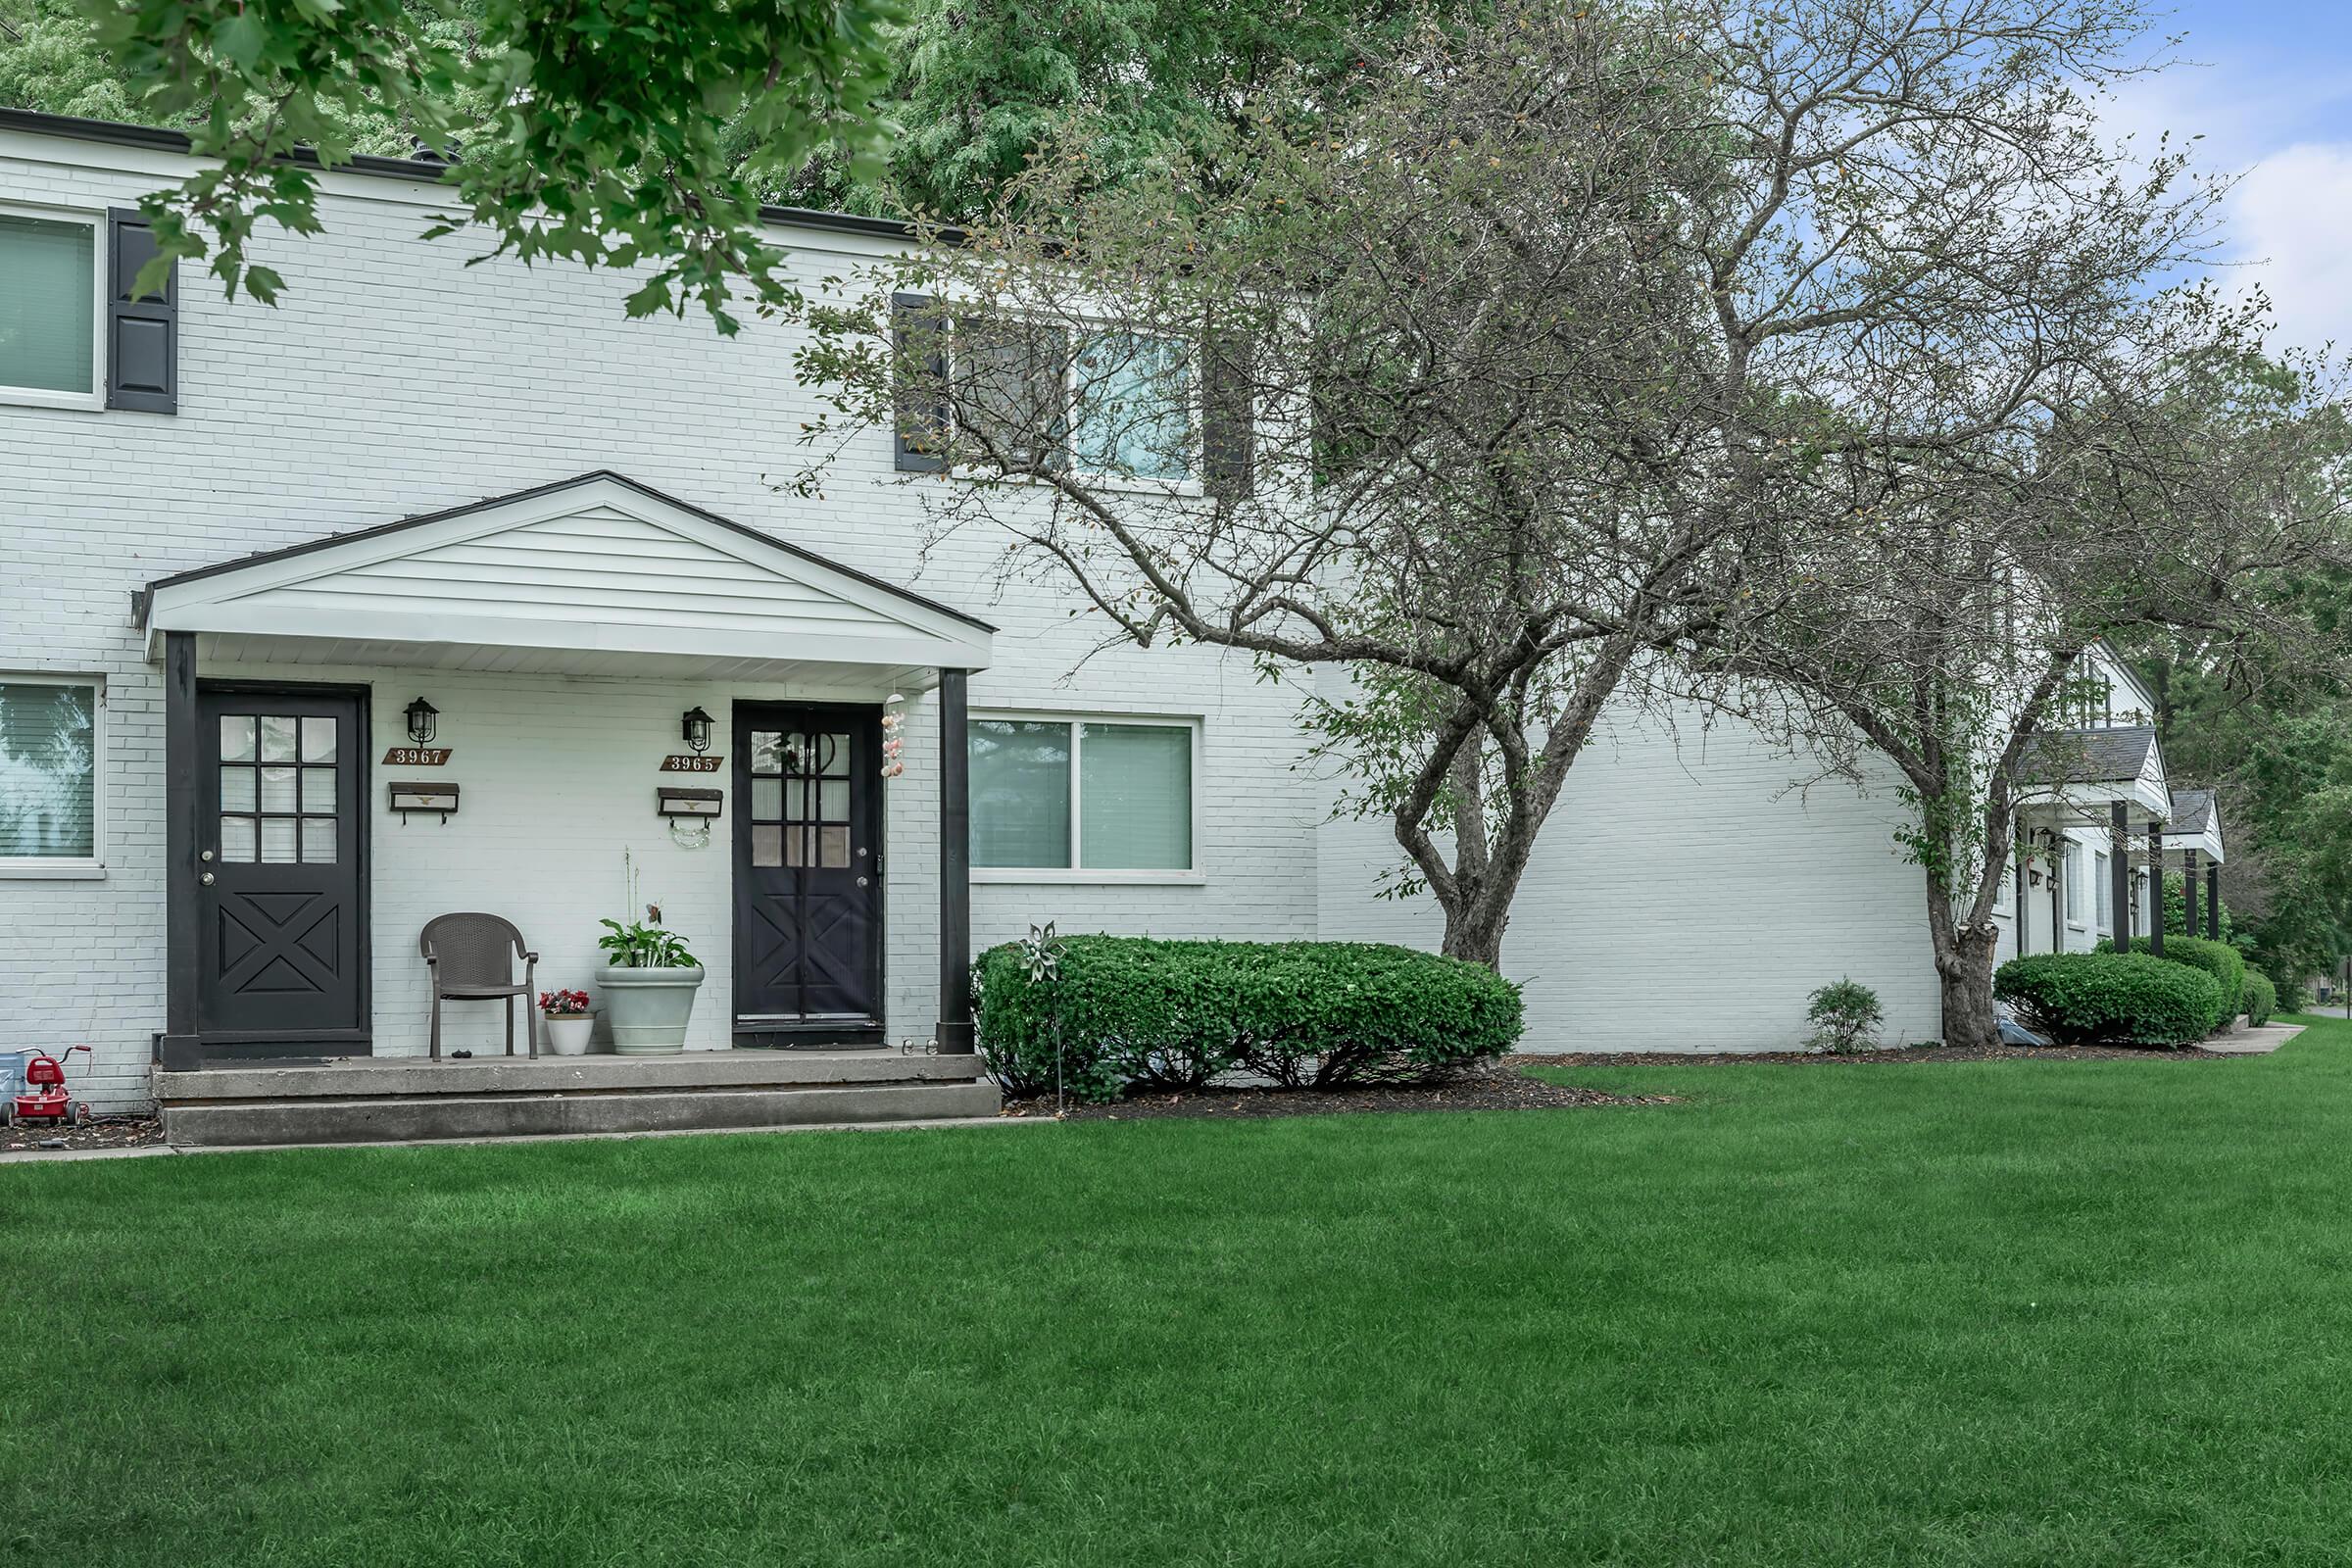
595,964,706,1054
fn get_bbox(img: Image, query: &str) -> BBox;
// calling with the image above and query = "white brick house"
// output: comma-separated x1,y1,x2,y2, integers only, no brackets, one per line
0,110,2224,1116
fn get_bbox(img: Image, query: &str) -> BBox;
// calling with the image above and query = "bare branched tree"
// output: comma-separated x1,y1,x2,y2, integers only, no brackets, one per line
1724,342,2349,1046
794,0,2256,972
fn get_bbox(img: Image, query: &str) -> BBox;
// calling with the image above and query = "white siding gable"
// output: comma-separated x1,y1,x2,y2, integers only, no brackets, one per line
144,474,994,679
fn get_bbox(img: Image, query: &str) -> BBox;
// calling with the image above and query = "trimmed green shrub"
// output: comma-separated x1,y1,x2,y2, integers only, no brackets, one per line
1994,952,2223,1048
974,936,1524,1102
1805,978,1884,1054
2243,970,2278,1028
2097,934,2245,1029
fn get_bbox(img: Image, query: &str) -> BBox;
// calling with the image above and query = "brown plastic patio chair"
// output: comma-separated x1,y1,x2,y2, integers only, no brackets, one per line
418,912,540,1060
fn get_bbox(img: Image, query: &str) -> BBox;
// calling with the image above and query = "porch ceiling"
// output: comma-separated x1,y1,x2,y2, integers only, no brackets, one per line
138,471,993,682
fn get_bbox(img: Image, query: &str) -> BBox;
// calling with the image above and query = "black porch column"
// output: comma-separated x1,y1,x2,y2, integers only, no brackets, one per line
2183,850,2201,937
2014,832,2030,955
2208,860,2222,937
2145,820,2166,956
160,630,202,1071
2049,835,2065,954
2111,803,2132,947
935,668,975,1056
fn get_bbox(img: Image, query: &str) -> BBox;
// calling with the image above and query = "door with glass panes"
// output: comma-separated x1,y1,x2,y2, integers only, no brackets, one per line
196,686,368,1054
732,705,883,1042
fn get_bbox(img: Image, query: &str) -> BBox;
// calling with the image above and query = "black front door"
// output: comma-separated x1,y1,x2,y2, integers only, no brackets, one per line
734,705,884,1043
196,686,369,1055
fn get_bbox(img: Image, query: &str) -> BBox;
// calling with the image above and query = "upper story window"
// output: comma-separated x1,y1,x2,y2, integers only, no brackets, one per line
0,675,102,873
969,715,1198,877
0,208,102,410
951,319,1196,484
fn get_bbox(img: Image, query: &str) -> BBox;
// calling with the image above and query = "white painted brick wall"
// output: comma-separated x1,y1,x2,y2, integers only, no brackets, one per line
1317,696,1955,1052
0,134,1321,1108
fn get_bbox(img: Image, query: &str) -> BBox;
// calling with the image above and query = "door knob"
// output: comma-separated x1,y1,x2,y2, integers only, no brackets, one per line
201,871,216,885
200,849,215,862
856,876,868,887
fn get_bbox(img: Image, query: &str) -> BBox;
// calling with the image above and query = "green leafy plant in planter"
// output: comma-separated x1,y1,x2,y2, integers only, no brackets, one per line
593,879,705,1054
596,913,701,969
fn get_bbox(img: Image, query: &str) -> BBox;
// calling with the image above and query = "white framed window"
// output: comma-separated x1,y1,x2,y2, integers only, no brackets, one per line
952,318,1199,486
969,712,1200,881
0,674,104,876
2064,843,2086,928
2094,850,2113,932
0,204,104,411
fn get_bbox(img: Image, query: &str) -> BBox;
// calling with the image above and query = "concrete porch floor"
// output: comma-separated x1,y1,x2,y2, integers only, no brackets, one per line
154,1049,1000,1147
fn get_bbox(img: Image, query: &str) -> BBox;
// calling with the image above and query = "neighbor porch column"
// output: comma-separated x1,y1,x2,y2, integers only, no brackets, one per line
936,667,975,1056
2145,820,2166,956
2014,830,2030,956
2111,804,2132,948
2208,860,2222,937
2183,850,2201,937
161,629,202,1071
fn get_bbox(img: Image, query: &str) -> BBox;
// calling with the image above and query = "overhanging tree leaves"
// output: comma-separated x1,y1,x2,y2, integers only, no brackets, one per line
74,0,904,329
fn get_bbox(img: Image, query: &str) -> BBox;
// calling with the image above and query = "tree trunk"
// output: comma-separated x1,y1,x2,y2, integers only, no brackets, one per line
1440,899,1509,968
1935,928,2002,1050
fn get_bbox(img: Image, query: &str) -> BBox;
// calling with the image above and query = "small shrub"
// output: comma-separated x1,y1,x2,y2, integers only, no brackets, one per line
2242,970,2278,1028
2097,934,2245,1030
1804,978,1885,1054
1994,952,2223,1048
2258,958,2295,1020
974,937,1524,1102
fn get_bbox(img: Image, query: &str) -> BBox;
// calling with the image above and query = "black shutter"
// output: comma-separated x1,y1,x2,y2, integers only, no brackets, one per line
1201,331,1255,499
892,291,947,471
106,209,176,414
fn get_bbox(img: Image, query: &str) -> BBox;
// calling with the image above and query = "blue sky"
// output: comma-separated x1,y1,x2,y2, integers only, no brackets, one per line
2113,2,2352,347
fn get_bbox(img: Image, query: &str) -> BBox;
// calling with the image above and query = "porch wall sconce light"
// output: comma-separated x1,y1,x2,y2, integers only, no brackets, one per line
657,786,722,818
389,781,460,824
681,706,715,755
405,697,440,746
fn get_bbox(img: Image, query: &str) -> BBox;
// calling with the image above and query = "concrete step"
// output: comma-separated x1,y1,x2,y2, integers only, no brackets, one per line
164,1080,1002,1148
157,1051,986,1103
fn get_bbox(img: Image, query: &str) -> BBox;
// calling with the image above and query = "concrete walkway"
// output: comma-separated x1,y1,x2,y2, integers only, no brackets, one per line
2204,1020,2309,1056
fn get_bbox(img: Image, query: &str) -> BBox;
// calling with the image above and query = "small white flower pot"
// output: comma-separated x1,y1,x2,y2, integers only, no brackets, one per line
542,1015,595,1055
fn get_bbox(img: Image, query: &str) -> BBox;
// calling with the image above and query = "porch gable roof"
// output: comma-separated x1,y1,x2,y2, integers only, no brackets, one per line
137,472,993,683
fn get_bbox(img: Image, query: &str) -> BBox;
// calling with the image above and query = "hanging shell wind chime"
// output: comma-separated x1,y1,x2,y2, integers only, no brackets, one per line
880,692,906,779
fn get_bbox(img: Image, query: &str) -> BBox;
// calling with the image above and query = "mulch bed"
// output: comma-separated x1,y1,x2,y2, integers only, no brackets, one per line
1002,1069,1675,1121
1524,1043,2230,1066
0,1116,167,1153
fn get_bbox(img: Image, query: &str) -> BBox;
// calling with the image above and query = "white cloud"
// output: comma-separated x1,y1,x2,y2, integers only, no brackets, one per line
2094,51,2352,352
2221,141,2352,351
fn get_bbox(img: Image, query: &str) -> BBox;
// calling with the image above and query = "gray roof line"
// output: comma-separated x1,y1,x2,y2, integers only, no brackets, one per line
2017,725,2160,786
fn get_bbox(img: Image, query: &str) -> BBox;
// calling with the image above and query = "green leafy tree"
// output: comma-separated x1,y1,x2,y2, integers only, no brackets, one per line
863,0,1462,220
29,0,905,331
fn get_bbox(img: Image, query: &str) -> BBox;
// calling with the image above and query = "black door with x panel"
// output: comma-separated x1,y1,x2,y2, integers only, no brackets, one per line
195,685,369,1055
733,704,883,1044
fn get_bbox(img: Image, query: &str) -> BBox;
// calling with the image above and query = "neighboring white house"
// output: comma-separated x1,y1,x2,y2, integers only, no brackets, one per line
0,110,2224,1111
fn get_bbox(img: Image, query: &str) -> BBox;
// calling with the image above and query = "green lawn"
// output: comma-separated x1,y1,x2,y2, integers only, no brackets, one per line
7,1020,2352,1566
